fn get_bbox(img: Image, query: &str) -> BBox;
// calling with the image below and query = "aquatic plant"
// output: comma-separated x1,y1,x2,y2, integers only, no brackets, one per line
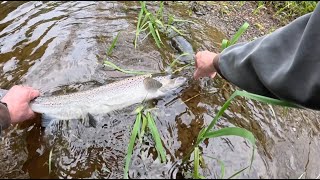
103,31,156,75
221,22,249,50
124,106,167,179
134,1,194,49
184,90,299,178
253,1,317,25
106,31,121,56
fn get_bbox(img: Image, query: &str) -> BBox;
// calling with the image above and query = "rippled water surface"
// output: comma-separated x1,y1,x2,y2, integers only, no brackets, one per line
1,1,320,179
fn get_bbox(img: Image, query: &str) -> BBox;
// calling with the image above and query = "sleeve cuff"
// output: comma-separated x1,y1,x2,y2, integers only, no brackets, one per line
212,53,226,80
0,102,11,130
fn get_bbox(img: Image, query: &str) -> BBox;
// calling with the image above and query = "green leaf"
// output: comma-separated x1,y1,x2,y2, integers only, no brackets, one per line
107,31,121,56
155,28,163,44
146,112,166,163
170,52,190,67
203,155,225,179
148,22,161,48
227,166,249,179
221,39,229,50
193,147,201,179
169,25,186,36
135,3,145,49
104,60,152,75
155,19,164,28
203,127,255,146
48,148,53,174
173,18,196,24
141,12,150,28
229,22,249,45
235,90,299,108
124,113,142,179
139,114,148,143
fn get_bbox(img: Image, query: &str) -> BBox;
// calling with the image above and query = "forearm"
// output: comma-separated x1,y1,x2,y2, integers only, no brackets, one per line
214,3,320,110
0,102,11,130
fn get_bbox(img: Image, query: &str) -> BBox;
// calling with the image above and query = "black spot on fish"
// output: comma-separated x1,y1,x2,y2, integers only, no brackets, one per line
143,77,163,92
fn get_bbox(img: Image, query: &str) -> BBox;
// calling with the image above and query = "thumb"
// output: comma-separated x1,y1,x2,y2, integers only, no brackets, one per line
194,69,201,80
29,90,40,100
210,72,217,79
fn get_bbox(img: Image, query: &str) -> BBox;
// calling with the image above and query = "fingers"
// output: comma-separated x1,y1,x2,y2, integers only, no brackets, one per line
194,70,200,80
29,89,40,100
27,107,36,120
210,72,217,79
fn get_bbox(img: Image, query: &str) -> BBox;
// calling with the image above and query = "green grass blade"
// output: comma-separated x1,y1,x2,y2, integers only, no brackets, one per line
148,22,161,48
203,127,255,146
124,113,142,179
107,31,121,56
203,89,298,138
156,1,164,21
172,63,191,74
229,22,249,45
141,13,150,28
235,90,299,108
49,148,53,174
155,28,163,44
104,60,151,75
203,155,225,179
139,21,150,33
139,114,148,143
168,14,174,25
204,127,256,171
193,147,200,179
170,52,190,67
134,2,145,49
227,166,249,179
173,18,196,24
155,19,164,28
169,25,186,36
146,112,166,163
221,39,229,50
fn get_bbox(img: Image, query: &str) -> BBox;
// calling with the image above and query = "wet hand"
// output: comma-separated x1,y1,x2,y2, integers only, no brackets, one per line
193,50,218,80
1,85,40,124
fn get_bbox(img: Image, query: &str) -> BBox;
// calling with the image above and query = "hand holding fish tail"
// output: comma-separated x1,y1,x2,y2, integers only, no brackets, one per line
1,85,40,125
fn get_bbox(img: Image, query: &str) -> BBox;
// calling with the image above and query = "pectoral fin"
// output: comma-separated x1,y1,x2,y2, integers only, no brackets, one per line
143,77,163,92
87,113,97,128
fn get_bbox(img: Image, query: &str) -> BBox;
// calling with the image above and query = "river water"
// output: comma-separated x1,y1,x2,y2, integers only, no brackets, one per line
0,1,319,179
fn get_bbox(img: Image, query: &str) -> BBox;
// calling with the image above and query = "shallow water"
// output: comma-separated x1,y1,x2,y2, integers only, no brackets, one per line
0,1,320,179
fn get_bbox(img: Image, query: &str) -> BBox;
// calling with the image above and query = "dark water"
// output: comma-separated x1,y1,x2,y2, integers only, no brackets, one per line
0,1,320,179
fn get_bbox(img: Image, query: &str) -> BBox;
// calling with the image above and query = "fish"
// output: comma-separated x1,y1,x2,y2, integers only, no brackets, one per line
171,36,195,63
0,74,187,127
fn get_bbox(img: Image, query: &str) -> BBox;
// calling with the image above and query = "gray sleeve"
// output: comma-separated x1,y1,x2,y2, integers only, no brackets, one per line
218,2,320,110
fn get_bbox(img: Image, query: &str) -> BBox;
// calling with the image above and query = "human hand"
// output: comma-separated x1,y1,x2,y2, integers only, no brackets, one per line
1,85,40,124
194,50,218,80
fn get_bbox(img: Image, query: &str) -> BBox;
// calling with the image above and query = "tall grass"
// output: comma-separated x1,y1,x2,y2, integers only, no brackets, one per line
183,90,299,178
221,22,249,50
103,31,157,75
123,106,167,179
253,1,317,24
134,1,194,49
107,31,121,56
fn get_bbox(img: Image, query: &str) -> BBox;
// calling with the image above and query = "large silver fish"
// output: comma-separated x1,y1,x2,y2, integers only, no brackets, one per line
0,74,186,127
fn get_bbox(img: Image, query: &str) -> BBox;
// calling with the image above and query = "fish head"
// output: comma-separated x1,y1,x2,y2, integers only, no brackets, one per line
143,75,187,94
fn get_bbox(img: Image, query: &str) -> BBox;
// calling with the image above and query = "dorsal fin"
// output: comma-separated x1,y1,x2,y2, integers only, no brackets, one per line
143,77,162,92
